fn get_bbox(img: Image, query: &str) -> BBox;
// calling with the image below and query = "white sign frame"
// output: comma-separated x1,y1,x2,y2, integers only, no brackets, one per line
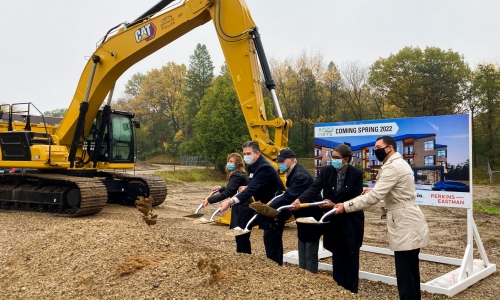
284,114,496,297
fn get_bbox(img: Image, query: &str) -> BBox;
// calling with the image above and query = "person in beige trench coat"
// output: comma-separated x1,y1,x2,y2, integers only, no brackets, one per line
334,135,429,300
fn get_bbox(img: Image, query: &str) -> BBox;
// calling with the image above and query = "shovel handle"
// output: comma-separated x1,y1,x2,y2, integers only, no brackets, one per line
278,200,327,211
209,207,222,222
298,201,328,208
206,188,219,199
266,192,284,205
277,204,294,211
195,203,203,214
319,208,338,223
244,214,259,231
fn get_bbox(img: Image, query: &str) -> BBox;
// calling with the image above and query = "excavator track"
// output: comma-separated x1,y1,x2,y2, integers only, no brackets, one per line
0,173,107,216
103,172,167,206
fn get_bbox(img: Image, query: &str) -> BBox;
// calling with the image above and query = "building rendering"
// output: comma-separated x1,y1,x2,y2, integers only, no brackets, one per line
314,133,448,183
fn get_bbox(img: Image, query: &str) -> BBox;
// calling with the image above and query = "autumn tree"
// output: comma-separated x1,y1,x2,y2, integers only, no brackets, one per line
369,46,470,117
271,51,326,156
122,63,187,157
339,61,374,120
320,61,343,122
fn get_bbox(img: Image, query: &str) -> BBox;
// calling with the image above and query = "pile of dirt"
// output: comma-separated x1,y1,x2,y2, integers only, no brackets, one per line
0,182,498,299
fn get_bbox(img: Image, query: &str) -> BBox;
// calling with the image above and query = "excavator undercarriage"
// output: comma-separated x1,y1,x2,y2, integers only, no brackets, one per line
0,171,167,216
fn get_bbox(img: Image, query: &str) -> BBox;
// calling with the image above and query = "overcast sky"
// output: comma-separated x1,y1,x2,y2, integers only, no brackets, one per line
1,0,499,113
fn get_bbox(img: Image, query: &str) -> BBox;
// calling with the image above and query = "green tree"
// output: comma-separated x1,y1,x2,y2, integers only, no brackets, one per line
472,64,500,166
184,44,214,149
369,46,471,117
190,64,249,170
43,108,67,117
124,73,145,96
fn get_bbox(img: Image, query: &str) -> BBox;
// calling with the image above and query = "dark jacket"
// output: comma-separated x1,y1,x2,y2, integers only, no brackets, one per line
237,155,284,204
299,164,364,252
237,155,285,229
272,163,323,241
208,170,248,204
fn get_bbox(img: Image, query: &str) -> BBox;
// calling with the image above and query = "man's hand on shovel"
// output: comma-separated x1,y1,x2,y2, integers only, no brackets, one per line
219,199,231,212
290,199,301,211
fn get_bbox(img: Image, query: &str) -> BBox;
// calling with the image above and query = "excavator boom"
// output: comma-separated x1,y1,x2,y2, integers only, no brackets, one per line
59,0,290,162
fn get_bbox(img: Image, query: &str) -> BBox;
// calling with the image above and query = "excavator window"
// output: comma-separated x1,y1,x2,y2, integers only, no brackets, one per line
110,114,134,162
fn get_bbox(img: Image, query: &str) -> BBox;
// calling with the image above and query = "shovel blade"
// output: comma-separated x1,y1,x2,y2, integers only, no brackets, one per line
183,213,204,218
226,228,251,237
295,217,329,225
249,202,279,217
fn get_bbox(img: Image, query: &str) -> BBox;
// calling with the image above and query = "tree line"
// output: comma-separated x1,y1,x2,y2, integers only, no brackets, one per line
44,44,500,170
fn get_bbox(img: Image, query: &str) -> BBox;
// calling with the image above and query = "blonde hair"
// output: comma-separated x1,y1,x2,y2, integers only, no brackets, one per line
226,153,247,178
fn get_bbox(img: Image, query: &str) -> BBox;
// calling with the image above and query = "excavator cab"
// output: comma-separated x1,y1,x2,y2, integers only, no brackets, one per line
88,110,136,164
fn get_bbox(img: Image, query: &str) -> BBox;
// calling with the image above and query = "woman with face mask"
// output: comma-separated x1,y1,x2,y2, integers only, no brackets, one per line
200,153,250,253
293,144,364,293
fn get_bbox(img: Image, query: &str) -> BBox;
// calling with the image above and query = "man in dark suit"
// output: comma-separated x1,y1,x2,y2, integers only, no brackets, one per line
293,144,364,293
219,141,286,265
269,149,323,273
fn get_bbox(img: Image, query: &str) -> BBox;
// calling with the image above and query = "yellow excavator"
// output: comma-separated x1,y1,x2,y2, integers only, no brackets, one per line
0,0,291,216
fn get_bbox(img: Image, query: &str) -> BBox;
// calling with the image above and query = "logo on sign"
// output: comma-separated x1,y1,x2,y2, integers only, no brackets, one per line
430,193,465,205
135,23,157,43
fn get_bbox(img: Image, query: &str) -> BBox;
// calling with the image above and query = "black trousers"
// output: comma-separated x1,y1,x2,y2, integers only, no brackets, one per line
263,220,285,265
394,248,421,300
298,238,319,273
235,233,251,254
231,204,254,254
331,242,360,293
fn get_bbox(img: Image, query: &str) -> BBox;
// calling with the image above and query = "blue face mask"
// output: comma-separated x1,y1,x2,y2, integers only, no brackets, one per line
278,163,288,172
227,163,235,171
331,158,344,169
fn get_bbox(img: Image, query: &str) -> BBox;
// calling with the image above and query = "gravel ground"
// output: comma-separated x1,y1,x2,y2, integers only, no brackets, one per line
0,181,498,299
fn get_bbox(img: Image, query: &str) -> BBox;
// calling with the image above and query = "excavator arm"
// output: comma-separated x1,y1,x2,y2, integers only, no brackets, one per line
58,0,291,165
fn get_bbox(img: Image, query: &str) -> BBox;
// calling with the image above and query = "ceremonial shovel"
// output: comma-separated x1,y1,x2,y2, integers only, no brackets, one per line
193,207,223,224
183,189,220,218
250,200,328,218
225,214,259,237
295,208,338,225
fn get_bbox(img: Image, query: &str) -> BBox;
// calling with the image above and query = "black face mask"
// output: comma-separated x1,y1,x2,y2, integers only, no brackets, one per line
374,146,391,162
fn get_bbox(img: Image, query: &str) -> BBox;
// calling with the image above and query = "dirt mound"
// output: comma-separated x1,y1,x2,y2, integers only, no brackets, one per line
0,182,498,299
116,255,153,276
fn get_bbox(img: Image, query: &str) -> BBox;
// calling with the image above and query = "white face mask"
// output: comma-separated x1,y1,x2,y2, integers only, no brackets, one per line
244,155,254,165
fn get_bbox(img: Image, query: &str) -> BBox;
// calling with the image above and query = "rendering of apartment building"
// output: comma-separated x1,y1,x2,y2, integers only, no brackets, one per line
314,133,447,183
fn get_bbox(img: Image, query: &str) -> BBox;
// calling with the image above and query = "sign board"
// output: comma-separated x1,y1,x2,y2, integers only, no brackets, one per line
285,114,496,297
314,114,470,209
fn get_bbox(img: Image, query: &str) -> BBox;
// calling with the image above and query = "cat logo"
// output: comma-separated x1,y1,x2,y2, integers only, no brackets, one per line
135,23,157,43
